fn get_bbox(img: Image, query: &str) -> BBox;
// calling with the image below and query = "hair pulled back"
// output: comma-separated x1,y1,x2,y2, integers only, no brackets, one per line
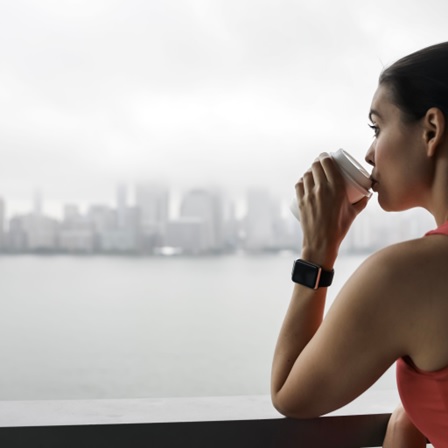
379,42,448,122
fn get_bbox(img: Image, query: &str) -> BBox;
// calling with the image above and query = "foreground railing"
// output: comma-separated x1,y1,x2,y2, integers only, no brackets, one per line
0,390,401,447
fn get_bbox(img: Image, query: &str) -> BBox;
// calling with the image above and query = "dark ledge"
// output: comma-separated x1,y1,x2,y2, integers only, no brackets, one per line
0,390,398,448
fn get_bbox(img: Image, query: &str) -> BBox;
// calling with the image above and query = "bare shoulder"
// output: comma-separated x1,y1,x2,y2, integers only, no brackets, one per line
337,235,448,369
323,243,417,350
327,237,447,345
353,235,448,295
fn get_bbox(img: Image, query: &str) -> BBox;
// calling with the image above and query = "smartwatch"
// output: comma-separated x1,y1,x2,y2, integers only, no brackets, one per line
291,259,334,289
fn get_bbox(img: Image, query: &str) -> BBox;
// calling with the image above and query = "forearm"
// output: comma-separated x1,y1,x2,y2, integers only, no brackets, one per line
271,282,328,396
271,245,336,396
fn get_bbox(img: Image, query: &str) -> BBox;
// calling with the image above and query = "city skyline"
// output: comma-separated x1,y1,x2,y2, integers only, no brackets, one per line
0,181,437,256
0,183,300,255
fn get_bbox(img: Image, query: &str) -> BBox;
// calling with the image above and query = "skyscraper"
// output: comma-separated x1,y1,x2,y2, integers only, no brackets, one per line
135,183,169,252
245,188,274,251
178,188,224,252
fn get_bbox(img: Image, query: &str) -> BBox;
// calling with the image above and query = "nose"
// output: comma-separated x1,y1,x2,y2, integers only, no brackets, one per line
365,142,375,167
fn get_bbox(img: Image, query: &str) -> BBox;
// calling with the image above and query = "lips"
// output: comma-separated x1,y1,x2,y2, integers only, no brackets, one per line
370,175,378,192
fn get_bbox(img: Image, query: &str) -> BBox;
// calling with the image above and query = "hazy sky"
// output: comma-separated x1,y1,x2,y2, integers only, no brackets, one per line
1,0,447,217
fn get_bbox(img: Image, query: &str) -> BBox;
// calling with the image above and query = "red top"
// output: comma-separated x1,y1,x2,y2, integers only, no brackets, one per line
396,222,448,448
426,220,448,237
397,357,448,447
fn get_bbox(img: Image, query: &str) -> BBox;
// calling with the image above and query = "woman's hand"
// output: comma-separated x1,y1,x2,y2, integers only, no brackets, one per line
296,153,369,267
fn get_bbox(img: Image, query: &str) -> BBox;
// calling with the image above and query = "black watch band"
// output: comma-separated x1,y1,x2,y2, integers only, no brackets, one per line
291,259,334,289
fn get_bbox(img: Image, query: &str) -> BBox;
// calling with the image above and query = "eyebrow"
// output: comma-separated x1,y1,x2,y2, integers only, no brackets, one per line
369,109,382,122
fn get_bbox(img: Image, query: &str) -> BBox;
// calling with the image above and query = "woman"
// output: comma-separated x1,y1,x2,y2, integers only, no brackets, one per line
271,42,448,447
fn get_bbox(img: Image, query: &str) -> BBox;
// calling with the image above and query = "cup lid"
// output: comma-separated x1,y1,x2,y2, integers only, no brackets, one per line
330,149,372,190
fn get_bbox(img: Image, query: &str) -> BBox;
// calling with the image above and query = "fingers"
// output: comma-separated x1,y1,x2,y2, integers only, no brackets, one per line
299,153,332,193
319,153,345,188
302,168,315,194
296,152,345,198
295,177,304,200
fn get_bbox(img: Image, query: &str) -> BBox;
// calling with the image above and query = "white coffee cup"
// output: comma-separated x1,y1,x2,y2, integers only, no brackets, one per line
290,149,373,221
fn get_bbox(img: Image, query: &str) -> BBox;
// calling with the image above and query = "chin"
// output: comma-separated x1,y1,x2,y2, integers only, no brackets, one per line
378,196,414,213
377,195,391,211
377,195,405,213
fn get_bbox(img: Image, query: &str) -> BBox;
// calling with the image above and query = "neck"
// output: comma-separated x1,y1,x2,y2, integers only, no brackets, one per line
427,153,448,226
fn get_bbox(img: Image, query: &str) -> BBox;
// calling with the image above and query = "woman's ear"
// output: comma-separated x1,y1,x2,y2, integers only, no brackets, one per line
423,107,446,157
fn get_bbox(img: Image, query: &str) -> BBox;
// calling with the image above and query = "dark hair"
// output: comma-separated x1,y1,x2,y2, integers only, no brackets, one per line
379,42,448,122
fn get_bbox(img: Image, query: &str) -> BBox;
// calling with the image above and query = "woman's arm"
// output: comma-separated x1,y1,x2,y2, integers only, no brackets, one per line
271,154,350,412
271,154,409,418
271,246,408,418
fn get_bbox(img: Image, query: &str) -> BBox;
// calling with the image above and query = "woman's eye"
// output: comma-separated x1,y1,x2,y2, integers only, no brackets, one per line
368,123,379,137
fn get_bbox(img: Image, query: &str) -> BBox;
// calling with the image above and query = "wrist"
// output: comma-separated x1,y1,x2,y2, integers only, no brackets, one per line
300,247,337,271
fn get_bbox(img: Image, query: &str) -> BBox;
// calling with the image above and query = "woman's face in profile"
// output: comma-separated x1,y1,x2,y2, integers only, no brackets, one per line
365,85,429,212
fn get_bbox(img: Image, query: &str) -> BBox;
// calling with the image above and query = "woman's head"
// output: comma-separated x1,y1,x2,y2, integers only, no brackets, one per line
365,43,448,214
379,42,448,123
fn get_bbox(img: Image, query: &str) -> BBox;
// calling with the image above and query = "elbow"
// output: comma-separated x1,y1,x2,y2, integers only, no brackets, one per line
271,390,320,420
271,395,294,418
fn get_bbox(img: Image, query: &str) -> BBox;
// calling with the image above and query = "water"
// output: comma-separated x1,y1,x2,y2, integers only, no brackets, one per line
0,253,396,400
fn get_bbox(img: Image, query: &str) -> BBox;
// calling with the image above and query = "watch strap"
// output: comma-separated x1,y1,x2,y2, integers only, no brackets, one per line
317,267,334,287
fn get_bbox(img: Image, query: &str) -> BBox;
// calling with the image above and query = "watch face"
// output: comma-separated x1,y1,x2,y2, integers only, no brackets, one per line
292,260,319,288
